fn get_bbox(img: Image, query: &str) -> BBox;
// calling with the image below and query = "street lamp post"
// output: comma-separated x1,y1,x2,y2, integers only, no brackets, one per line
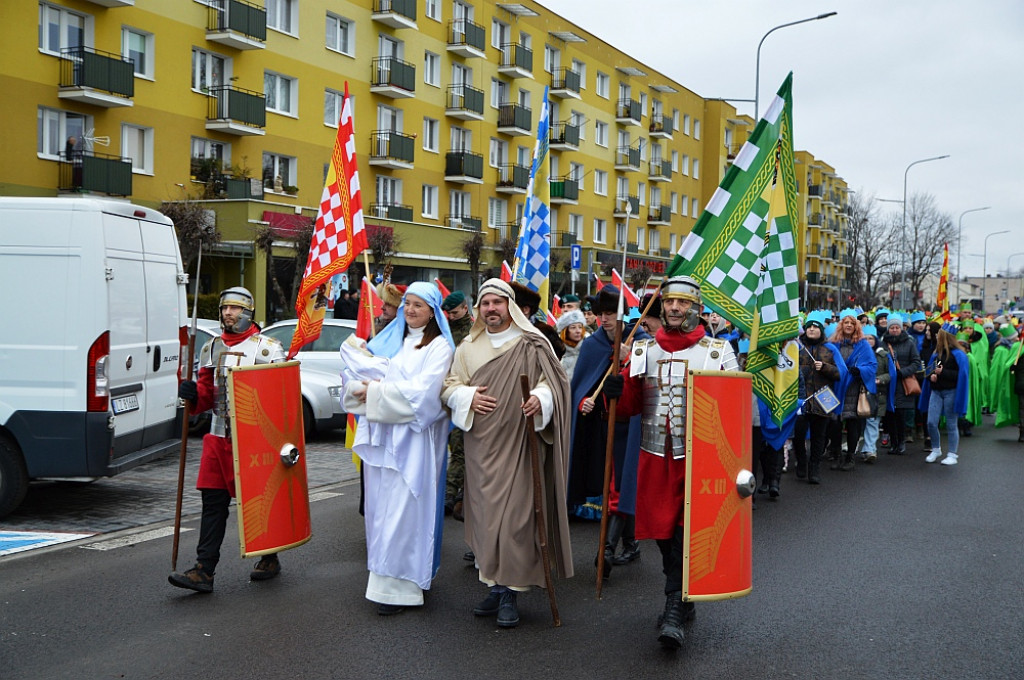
1009,252,1024,305
900,155,950,310
982,230,1010,313
754,12,837,120
956,206,991,299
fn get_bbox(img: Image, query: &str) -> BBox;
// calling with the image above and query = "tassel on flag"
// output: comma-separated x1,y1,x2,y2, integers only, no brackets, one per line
611,268,640,307
288,82,367,359
500,260,514,282
434,278,452,299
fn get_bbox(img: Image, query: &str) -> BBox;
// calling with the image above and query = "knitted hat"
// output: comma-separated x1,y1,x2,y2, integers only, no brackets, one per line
983,320,995,330
555,309,586,333
441,290,466,311
805,310,829,330
887,313,905,327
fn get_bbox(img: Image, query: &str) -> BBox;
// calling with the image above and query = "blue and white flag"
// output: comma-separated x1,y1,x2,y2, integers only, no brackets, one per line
513,86,552,311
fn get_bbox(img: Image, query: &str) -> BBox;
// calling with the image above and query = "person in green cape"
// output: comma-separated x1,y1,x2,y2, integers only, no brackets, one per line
994,326,1024,442
957,323,986,435
988,324,1018,421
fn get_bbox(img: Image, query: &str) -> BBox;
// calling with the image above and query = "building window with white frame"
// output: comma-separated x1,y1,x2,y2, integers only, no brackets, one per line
39,3,87,55
191,136,229,179
377,175,403,208
683,113,691,135
681,194,688,216
266,0,296,34
122,27,153,78
264,71,297,116
569,213,583,239
121,124,153,175
670,233,677,253
491,78,508,109
326,13,355,56
593,218,607,244
595,121,608,147
692,159,700,180
671,150,679,172
637,226,646,251
422,117,439,152
262,151,296,192
489,138,508,167
639,92,648,116
615,221,626,247
570,162,584,192
422,184,438,218
694,119,701,140
571,111,585,140
544,45,560,73
681,154,689,176
491,18,509,49
424,51,441,87
672,108,680,131
650,229,660,252
670,191,678,213
594,169,608,196
638,181,647,205
449,189,471,224
37,107,89,160
425,0,440,21
692,197,699,216
488,197,507,228
595,71,609,98
324,88,346,126
571,58,586,88
192,48,227,93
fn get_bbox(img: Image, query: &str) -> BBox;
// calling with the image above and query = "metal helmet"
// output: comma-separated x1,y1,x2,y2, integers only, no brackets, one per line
219,286,255,333
659,276,702,332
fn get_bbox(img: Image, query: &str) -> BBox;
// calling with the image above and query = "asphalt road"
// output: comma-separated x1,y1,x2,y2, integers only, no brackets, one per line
1,422,1022,679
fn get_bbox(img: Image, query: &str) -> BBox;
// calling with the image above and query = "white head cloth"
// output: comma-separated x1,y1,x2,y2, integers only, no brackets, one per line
470,278,543,340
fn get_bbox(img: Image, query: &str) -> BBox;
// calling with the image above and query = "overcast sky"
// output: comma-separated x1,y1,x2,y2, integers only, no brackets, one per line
548,0,1024,279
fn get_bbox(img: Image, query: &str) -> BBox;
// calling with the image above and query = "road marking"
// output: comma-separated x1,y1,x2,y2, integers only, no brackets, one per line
80,526,192,551
0,530,95,556
310,491,342,502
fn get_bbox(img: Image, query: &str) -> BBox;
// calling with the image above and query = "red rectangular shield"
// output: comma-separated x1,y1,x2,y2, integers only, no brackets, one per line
228,361,312,558
682,370,753,600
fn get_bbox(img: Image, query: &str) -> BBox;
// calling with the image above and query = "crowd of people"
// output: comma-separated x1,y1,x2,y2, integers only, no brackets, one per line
169,278,1024,652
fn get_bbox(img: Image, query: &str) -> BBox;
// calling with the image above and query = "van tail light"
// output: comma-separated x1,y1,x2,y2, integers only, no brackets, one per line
178,325,189,382
87,331,110,413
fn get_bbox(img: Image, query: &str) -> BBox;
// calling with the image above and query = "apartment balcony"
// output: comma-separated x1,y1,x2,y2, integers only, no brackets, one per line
370,57,416,99
492,222,518,241
614,195,640,217
368,130,415,170
498,43,533,79
444,151,484,184
445,84,484,121
446,213,482,230
497,103,532,136
805,243,822,259
808,212,823,227
58,46,134,107
806,271,820,285
550,177,579,205
59,150,132,197
205,85,266,135
369,203,414,222
447,19,485,58
614,146,641,172
371,0,417,30
550,68,581,99
206,0,266,50
648,204,671,226
659,248,672,258
496,164,530,194
648,159,671,182
807,183,823,198
615,98,641,126
649,115,673,140
549,121,579,151
210,175,263,200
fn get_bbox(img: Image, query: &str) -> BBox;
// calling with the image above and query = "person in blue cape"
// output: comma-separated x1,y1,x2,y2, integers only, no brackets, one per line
881,313,923,454
826,308,878,471
920,323,970,466
793,310,846,484
908,311,928,352
568,285,649,576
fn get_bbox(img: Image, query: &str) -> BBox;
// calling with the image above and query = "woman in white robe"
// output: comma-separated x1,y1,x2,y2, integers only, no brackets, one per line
340,281,455,615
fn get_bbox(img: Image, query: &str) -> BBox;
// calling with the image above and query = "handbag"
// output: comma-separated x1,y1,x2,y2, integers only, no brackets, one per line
856,386,875,418
887,344,922,397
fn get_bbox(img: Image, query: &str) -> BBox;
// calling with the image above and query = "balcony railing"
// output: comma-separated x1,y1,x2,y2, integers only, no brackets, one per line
556,231,578,247
496,164,530,192
447,19,485,56
497,103,532,135
59,46,134,104
372,0,417,28
648,204,671,224
550,177,579,202
615,146,641,171
369,130,415,167
498,43,533,77
615,195,640,216
550,68,581,97
59,150,132,196
446,214,482,230
369,203,413,222
616,98,641,124
371,56,416,96
445,151,484,181
808,184,823,197
493,222,518,241
549,121,580,149
446,84,484,118
649,114,673,138
206,0,266,49
649,159,671,181
206,85,266,134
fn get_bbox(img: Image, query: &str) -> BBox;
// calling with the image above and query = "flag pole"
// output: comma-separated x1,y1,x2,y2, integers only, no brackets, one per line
362,251,376,337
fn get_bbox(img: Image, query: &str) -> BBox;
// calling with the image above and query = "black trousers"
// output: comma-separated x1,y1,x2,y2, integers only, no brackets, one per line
828,418,865,459
793,413,830,473
886,408,912,447
196,488,231,575
656,526,684,595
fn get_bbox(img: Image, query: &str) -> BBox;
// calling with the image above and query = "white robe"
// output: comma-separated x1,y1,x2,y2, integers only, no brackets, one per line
341,328,453,604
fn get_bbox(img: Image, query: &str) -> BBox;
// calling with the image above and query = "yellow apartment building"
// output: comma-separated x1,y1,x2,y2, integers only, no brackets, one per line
794,150,849,309
2,0,828,319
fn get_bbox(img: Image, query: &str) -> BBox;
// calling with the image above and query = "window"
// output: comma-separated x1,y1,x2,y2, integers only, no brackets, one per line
122,27,153,78
517,145,531,167
262,151,296,192
491,18,509,49
544,45,559,73
488,197,507,227
595,121,608,147
326,13,354,56
450,125,471,151
639,92,648,116
37,107,88,160
39,3,87,55
692,159,700,180
377,175,403,205
670,233,677,252
694,119,701,140
615,221,626,246
616,176,629,200
593,218,607,244
571,58,586,88
490,78,508,108
489,138,508,167
639,137,647,161
670,191,678,213
424,51,440,87
266,0,295,34
264,71,297,115
649,229,660,252
569,213,583,239
191,136,229,178
671,150,679,172
650,186,661,208
638,181,646,205
191,48,227,92
571,111,585,140
324,89,344,126
518,87,531,109
595,71,609,98
422,117,439,152
452,62,472,87
121,124,153,175
681,194,688,217
637,226,645,251
422,184,438,218
594,169,608,196
449,190,471,220
570,162,584,192
692,197,699,216
672,108,680,131
681,154,690,176
519,31,531,50
425,0,440,21
683,113,691,135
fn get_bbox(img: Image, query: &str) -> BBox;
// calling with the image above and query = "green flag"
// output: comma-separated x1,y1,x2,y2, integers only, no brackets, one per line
667,73,800,424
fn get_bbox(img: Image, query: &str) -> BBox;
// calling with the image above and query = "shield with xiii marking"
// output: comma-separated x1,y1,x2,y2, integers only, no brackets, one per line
683,370,754,601
228,361,311,558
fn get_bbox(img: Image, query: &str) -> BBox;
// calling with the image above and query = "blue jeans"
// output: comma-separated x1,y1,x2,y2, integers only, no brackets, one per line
927,388,959,454
862,417,879,454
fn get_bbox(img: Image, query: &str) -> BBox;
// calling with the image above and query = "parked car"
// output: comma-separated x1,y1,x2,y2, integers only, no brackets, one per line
262,318,356,437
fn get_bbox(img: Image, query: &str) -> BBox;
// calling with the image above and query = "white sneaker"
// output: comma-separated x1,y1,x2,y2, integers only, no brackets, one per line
940,453,958,466
925,449,943,464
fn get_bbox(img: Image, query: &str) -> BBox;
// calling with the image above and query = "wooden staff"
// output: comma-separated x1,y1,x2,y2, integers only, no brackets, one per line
587,287,662,400
172,247,202,570
519,375,560,627
595,313,623,599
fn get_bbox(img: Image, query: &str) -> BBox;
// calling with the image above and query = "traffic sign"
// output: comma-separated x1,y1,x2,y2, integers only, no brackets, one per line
570,244,582,270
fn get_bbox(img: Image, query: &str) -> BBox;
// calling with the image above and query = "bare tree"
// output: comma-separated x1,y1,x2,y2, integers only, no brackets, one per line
628,263,654,293
844,191,898,306
903,192,956,309
367,225,402,277
498,236,518,267
254,217,314,317
458,231,485,300
161,197,221,274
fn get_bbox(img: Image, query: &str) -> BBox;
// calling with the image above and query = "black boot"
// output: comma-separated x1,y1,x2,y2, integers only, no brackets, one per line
1018,426,1024,443
595,513,626,578
613,515,640,565
658,592,687,649
839,451,855,472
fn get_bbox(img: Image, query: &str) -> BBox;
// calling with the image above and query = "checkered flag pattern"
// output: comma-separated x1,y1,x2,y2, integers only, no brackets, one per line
513,87,552,311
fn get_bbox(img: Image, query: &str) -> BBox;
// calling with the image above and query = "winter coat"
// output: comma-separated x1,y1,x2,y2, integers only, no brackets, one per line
835,338,877,420
873,345,893,417
798,334,841,417
884,330,923,409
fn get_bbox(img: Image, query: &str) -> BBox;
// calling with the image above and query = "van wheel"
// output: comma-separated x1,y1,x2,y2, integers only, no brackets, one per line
302,400,315,440
0,435,30,519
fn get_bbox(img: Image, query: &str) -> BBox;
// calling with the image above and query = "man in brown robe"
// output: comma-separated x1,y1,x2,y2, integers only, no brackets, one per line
441,278,573,629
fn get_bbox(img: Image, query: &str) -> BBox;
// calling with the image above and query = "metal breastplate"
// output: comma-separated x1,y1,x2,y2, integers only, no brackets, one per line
640,349,689,459
201,334,284,438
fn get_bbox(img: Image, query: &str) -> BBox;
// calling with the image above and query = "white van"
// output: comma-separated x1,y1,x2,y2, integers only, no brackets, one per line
0,198,187,517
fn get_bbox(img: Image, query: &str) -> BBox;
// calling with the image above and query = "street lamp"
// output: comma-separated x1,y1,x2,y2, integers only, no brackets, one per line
900,155,950,309
754,12,837,120
956,206,991,292
982,230,1010,313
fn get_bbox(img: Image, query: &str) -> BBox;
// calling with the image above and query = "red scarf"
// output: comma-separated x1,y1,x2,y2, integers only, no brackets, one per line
655,324,706,352
221,323,260,347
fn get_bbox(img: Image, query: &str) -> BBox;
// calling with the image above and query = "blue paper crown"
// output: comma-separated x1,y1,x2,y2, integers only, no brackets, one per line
941,322,959,335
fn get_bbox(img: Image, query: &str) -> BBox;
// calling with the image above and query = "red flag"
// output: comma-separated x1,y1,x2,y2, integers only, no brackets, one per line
552,294,562,318
288,83,367,359
544,309,558,326
356,277,383,341
593,273,604,291
434,278,451,299
611,268,640,307
500,260,513,282
937,242,952,321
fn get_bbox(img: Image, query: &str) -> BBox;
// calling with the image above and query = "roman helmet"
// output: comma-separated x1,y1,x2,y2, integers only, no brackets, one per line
660,275,702,332
219,286,255,333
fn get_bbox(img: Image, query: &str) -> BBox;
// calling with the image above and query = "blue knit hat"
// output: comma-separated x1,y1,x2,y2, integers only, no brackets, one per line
910,311,927,323
805,310,829,330
887,313,905,327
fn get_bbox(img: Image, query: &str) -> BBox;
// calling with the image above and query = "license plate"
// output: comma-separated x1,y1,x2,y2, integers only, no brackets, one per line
111,394,139,415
